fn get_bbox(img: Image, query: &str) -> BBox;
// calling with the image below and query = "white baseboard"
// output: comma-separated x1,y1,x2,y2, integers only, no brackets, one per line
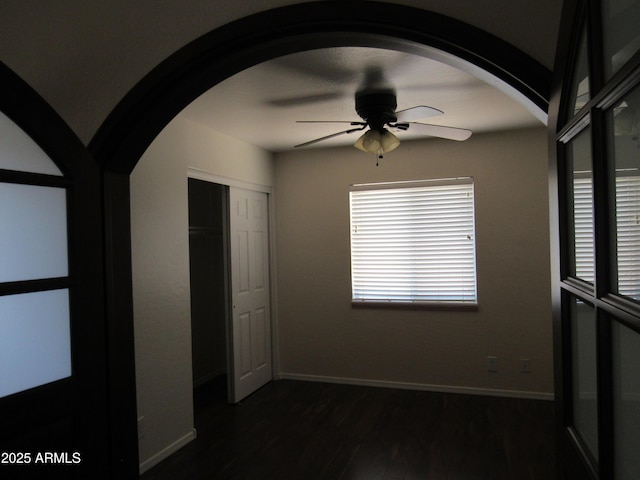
139,428,197,475
279,373,555,401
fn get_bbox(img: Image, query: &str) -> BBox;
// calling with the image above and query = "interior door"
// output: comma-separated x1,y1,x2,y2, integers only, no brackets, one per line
229,187,272,402
0,64,109,478
550,0,640,479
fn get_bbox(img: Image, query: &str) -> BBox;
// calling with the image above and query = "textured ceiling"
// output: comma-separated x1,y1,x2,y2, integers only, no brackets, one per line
180,46,545,152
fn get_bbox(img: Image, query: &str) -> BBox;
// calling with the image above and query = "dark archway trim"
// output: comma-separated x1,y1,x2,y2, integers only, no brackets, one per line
89,1,551,173
0,62,89,176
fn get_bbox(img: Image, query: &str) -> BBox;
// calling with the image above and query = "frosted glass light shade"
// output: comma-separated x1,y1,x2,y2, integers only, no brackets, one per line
0,183,68,282
0,289,71,398
380,130,400,152
354,129,400,154
354,130,381,152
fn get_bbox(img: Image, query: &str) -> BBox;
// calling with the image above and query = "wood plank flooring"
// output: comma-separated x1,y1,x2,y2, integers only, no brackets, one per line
140,379,555,479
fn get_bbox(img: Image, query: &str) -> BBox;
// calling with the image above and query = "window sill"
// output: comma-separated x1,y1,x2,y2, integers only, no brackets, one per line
351,301,478,311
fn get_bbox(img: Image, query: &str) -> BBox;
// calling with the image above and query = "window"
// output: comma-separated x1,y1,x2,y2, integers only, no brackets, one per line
573,173,640,298
349,177,477,306
612,174,640,299
566,126,595,283
609,85,640,302
572,174,595,283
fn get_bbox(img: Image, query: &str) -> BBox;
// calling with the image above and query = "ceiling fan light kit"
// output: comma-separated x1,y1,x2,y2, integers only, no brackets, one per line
353,129,400,157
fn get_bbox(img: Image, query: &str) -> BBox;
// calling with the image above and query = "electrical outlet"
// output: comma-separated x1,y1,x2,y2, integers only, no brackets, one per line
138,416,144,439
521,358,531,373
487,356,498,372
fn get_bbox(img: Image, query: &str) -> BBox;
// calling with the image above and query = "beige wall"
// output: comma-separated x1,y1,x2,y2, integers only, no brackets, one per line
130,116,274,470
274,127,553,396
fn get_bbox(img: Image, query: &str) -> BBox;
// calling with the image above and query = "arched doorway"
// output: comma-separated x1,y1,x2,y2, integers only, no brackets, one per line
88,2,551,475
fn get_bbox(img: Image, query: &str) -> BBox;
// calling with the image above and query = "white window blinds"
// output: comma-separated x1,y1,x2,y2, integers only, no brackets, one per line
573,176,595,282
573,174,640,298
614,175,640,299
350,178,477,304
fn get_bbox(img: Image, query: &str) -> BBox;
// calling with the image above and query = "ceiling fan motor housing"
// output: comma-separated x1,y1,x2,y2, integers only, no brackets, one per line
355,91,398,130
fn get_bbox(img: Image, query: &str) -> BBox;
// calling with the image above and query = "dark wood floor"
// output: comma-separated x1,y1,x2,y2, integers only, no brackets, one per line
140,379,555,480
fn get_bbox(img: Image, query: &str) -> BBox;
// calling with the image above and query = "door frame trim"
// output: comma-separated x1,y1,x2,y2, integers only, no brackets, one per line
187,168,272,194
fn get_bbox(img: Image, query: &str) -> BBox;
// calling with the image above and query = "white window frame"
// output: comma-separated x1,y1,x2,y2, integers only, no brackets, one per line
349,177,478,308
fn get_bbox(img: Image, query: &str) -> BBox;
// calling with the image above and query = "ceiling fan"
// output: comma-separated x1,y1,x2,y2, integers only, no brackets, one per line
294,88,473,158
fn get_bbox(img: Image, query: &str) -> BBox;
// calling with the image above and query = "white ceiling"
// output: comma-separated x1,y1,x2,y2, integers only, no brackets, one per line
179,46,544,153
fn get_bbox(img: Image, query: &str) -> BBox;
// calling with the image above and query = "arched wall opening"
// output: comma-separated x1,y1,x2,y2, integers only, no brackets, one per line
90,2,553,471
90,2,550,172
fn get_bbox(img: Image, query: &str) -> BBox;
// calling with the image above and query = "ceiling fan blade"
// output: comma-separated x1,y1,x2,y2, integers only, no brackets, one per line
395,106,443,122
294,125,367,148
268,92,345,107
296,120,366,125
408,122,472,141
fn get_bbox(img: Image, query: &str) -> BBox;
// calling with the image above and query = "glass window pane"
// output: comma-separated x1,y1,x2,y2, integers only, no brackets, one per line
0,183,69,282
566,126,595,282
568,27,590,117
0,289,71,398
570,296,599,460
613,320,640,480
0,111,63,176
350,178,477,304
609,84,640,300
602,0,640,80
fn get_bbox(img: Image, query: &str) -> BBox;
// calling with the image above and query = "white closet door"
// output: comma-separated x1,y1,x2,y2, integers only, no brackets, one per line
229,187,272,402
